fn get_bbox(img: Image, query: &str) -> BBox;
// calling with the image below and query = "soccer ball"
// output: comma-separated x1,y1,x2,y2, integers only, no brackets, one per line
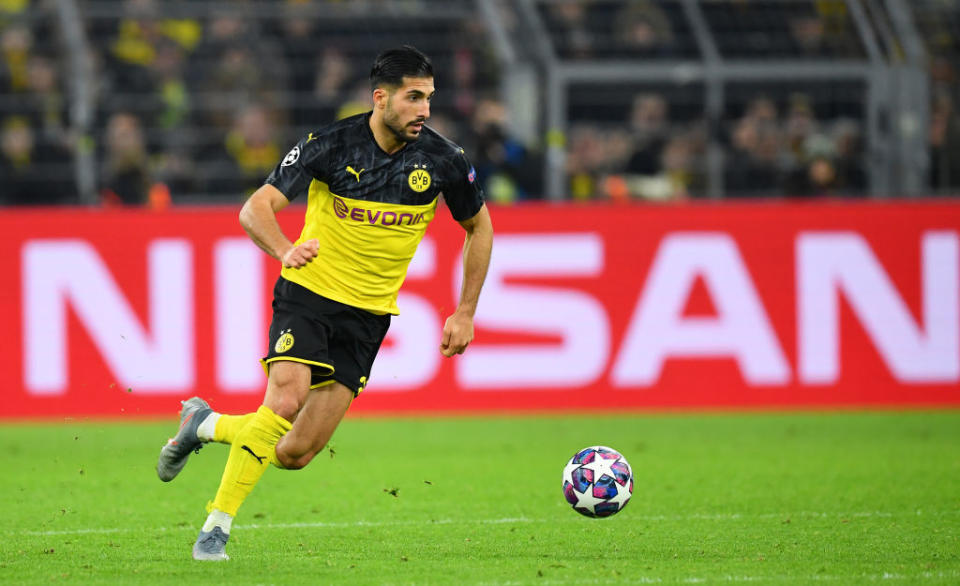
562,446,633,518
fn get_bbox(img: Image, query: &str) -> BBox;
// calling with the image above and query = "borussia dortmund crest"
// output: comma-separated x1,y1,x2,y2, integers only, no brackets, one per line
275,330,295,353
408,167,431,192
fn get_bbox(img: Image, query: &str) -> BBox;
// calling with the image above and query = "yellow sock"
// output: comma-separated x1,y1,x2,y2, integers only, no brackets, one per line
213,413,255,444
210,405,291,516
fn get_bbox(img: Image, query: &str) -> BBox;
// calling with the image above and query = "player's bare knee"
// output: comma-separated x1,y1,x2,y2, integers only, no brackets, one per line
269,395,301,422
275,445,316,470
265,378,304,420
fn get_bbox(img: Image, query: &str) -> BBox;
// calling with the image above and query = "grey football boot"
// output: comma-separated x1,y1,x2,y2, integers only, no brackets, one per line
192,526,230,561
156,397,212,482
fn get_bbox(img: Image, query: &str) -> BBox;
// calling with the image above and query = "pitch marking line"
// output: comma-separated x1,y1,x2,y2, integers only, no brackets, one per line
503,572,960,585
22,517,537,536
18,510,956,537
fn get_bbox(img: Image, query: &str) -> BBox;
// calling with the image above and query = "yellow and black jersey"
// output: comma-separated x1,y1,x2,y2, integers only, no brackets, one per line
264,112,484,315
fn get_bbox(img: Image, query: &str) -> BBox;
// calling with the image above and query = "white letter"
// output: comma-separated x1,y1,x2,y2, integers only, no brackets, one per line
456,233,609,388
798,231,959,383
368,237,441,390
23,239,194,394
369,293,441,390
612,233,789,386
215,238,265,392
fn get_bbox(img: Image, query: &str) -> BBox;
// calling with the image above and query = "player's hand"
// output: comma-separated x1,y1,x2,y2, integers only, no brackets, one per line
440,311,474,357
281,239,319,268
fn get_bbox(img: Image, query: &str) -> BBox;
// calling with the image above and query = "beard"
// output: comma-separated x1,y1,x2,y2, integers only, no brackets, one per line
384,105,425,144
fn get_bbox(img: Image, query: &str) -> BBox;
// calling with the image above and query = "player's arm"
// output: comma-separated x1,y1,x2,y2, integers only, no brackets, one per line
239,183,318,268
440,203,493,357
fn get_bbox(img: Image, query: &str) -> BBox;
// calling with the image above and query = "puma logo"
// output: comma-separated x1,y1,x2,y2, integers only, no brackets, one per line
346,166,365,182
241,445,266,464
306,132,317,143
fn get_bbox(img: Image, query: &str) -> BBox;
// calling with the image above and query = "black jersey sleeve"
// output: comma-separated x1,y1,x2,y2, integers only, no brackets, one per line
441,148,485,221
264,135,326,201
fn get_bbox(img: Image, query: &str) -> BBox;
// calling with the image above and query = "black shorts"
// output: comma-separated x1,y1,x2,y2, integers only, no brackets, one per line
261,277,391,395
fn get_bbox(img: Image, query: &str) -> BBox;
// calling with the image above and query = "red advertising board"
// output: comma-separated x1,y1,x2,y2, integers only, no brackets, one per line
1,200,958,418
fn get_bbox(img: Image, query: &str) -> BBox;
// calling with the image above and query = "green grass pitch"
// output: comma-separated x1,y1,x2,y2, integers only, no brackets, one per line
0,410,958,584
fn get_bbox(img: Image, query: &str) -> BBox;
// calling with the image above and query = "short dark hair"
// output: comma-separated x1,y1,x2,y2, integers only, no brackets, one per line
369,45,433,90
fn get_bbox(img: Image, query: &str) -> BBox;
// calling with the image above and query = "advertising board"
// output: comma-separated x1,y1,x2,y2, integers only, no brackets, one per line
1,200,957,417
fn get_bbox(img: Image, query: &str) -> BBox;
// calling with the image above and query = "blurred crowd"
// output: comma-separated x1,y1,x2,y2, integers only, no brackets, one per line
1,0,959,207
921,0,960,192
2,0,509,206
0,1,75,205
556,0,960,202
567,89,869,202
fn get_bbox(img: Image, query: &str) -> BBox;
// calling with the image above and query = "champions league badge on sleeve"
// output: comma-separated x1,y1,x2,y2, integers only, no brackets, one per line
281,146,301,167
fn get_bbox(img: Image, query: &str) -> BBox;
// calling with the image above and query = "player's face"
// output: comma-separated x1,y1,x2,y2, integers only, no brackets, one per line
383,76,434,143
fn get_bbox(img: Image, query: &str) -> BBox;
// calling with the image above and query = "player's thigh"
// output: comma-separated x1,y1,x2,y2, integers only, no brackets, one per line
276,381,353,465
263,360,313,422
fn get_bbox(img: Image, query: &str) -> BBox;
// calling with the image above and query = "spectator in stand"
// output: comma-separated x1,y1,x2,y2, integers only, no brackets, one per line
747,95,779,126
450,17,501,114
801,155,838,197
144,37,198,197
146,38,191,132
1,115,39,204
1,115,75,205
784,94,818,154
0,21,31,93
106,0,201,100
99,0,202,201
100,111,168,208
25,54,68,147
613,1,677,58
625,93,669,176
542,0,596,60
423,111,461,145
725,107,782,196
276,0,324,127
788,4,863,58
566,123,634,201
334,80,374,121
200,102,281,199
451,46,477,121
620,130,705,203
618,92,692,201
310,47,355,126
0,0,29,27
566,123,604,200
190,7,288,129
829,119,866,194
659,132,702,199
785,131,838,197
780,93,820,195
930,88,960,191
108,0,162,95
470,97,541,204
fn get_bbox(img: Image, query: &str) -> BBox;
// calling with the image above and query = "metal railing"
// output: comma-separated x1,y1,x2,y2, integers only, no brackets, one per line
42,0,943,203
503,0,930,200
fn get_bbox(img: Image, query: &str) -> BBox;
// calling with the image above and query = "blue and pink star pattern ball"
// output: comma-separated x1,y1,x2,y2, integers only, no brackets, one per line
562,446,633,518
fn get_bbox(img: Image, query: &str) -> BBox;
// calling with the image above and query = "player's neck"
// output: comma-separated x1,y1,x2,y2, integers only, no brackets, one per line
368,113,407,155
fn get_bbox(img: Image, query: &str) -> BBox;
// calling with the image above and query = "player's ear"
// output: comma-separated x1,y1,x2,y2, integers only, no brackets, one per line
372,87,388,110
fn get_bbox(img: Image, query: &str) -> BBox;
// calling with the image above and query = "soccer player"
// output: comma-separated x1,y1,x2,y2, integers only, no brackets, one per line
155,46,493,561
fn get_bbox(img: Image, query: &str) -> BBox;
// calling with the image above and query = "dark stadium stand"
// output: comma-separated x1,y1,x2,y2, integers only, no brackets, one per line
0,0,958,205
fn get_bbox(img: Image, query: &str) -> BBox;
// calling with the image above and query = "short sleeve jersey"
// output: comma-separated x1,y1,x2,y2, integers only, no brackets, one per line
265,112,484,315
